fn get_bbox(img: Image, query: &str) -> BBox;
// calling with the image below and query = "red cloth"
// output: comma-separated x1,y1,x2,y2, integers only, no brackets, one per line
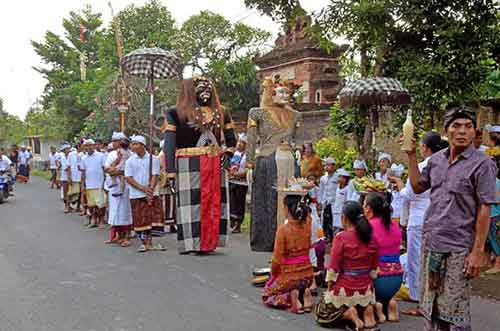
200,153,222,252
328,229,378,296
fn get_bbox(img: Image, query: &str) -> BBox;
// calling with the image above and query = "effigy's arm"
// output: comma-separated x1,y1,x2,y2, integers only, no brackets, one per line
246,108,259,168
161,109,178,176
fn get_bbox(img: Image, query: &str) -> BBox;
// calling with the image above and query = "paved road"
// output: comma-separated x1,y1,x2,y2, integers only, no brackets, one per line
1,177,499,331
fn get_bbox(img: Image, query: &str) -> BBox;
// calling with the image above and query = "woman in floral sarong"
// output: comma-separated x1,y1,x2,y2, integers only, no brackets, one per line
262,192,314,314
315,201,380,331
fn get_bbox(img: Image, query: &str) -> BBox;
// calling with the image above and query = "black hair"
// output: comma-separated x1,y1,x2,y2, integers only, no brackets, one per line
365,192,392,230
343,201,372,244
422,131,448,154
120,140,130,149
284,194,311,223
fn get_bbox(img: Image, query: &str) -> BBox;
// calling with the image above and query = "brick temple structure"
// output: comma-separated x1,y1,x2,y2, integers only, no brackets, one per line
253,17,348,105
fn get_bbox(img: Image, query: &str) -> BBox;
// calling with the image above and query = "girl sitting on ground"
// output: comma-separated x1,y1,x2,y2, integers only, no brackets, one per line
315,200,380,331
262,192,315,314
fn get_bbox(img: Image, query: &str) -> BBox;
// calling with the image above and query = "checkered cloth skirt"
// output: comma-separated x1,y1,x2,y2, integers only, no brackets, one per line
176,148,230,253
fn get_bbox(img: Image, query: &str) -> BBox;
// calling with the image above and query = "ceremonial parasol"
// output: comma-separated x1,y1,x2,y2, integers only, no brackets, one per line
121,47,183,177
338,77,411,108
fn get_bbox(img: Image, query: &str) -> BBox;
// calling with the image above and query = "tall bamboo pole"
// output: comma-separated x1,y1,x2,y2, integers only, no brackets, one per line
109,2,128,132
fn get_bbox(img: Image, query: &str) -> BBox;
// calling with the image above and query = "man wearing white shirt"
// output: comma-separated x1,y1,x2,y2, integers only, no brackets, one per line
81,139,107,229
318,157,338,241
104,132,132,247
17,146,31,182
67,146,82,212
125,135,165,253
58,144,72,213
48,146,59,189
375,152,392,185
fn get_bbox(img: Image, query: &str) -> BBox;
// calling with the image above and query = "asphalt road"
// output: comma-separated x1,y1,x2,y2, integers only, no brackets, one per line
1,177,499,331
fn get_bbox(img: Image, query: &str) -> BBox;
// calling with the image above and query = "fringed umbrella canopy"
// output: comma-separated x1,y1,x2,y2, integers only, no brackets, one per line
338,77,411,108
121,47,183,81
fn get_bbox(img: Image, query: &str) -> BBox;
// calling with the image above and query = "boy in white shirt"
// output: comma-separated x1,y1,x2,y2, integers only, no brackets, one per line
125,135,166,253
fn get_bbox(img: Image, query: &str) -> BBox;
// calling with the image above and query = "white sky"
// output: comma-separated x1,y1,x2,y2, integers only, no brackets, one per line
0,0,329,119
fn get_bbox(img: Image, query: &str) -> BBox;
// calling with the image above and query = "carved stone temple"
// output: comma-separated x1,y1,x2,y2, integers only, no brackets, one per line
253,16,348,106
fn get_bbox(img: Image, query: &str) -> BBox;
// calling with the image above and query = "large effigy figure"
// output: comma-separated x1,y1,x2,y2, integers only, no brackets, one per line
247,77,302,252
162,77,237,254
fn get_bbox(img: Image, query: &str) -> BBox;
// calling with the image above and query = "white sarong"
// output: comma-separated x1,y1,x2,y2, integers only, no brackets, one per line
107,185,132,226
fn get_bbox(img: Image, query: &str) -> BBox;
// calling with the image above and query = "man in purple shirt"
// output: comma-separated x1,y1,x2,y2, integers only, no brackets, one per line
404,106,497,331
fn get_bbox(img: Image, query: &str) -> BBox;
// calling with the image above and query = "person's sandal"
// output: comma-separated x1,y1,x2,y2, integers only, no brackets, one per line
151,244,167,251
137,244,148,253
120,240,130,247
401,309,423,317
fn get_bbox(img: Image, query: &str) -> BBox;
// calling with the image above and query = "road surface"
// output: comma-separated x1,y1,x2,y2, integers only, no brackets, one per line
1,177,499,330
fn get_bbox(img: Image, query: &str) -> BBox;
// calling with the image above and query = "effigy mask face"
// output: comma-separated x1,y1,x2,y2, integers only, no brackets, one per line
272,86,290,105
195,79,213,106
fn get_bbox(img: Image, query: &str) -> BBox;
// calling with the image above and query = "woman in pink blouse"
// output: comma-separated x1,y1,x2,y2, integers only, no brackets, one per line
363,193,403,323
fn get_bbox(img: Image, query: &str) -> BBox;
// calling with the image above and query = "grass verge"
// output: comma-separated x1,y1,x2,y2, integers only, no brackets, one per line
31,169,51,181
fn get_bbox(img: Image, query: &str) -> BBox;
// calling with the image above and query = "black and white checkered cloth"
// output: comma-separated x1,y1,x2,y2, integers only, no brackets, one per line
175,155,230,253
338,77,411,107
121,47,184,80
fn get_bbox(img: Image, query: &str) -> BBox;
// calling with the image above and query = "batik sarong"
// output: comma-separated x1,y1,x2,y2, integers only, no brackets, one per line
86,189,106,208
67,182,80,204
175,146,230,253
262,277,312,308
130,198,153,232
420,249,471,330
151,196,165,236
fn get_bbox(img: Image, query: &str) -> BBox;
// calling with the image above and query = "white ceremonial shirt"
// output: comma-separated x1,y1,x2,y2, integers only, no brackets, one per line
104,150,118,191
59,154,70,181
67,151,81,182
49,153,58,169
375,172,390,185
124,152,160,199
81,151,106,190
0,155,12,171
332,184,354,228
400,157,431,228
318,172,339,206
18,151,31,165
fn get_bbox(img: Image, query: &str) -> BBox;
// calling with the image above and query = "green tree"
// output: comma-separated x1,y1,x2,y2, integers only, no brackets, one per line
32,5,105,139
0,98,27,145
316,0,500,158
176,10,270,74
244,0,303,26
208,56,260,114
175,11,270,116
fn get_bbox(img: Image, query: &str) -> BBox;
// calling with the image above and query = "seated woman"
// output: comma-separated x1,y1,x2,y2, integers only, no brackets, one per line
315,201,380,331
363,193,403,322
262,192,315,314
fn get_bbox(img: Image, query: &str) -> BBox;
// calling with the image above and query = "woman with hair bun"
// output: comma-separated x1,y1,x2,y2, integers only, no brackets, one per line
262,191,315,314
315,201,380,331
364,193,403,323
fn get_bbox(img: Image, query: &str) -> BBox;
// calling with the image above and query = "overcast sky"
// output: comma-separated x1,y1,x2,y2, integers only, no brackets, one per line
0,0,329,119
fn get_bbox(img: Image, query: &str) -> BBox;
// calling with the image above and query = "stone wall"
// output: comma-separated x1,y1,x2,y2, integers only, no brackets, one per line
234,109,331,144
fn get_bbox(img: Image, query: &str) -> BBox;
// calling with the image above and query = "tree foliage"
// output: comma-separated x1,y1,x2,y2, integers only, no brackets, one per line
176,10,270,74
0,98,27,145
30,1,271,141
244,0,302,26
315,0,500,157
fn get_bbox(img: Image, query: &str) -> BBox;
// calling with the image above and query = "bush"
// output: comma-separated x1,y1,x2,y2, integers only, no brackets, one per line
314,137,359,171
